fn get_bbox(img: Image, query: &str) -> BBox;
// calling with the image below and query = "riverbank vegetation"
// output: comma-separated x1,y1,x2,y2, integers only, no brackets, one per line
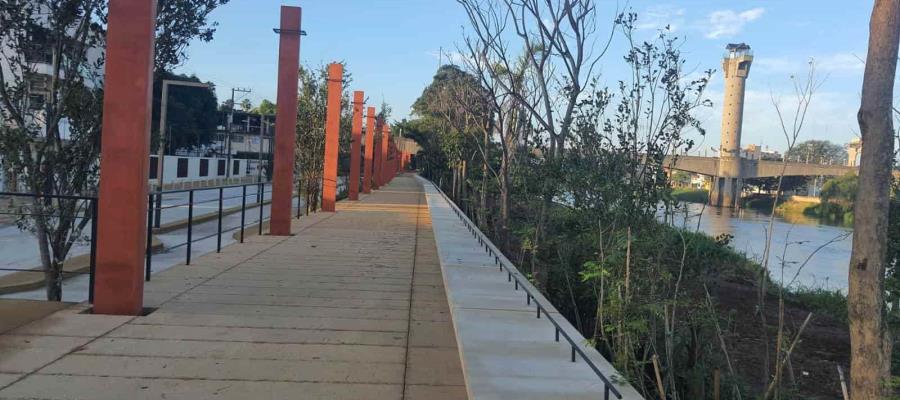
672,188,709,204
403,2,866,397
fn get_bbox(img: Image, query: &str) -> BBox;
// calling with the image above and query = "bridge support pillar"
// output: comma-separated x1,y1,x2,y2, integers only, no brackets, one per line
363,107,376,194
93,0,157,315
348,91,364,200
710,176,742,208
321,63,342,212
270,6,303,235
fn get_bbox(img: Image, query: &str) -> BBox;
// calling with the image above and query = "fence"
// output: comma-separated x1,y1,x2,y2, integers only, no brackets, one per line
0,192,98,302
430,181,625,400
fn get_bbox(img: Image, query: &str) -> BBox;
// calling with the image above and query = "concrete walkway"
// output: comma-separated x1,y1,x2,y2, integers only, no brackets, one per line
0,175,466,400
420,177,643,400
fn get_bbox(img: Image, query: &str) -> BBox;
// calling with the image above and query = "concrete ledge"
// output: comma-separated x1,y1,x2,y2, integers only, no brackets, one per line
418,176,643,400
0,237,164,295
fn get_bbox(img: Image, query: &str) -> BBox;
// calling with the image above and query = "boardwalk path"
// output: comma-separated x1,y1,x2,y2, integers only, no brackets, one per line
0,175,466,400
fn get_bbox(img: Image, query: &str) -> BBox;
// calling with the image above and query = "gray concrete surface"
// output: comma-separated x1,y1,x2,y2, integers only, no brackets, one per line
0,176,465,400
418,176,644,400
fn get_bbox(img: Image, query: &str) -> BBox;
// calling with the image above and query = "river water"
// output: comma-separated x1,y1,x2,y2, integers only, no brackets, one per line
668,202,853,291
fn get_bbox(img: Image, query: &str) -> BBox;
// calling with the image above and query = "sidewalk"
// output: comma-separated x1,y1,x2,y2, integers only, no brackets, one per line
0,175,466,400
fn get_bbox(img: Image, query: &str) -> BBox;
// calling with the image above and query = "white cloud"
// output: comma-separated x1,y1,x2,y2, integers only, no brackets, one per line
636,5,686,32
754,53,864,76
704,8,765,39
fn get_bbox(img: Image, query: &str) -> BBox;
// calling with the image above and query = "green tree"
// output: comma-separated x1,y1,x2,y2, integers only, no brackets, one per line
785,139,848,165
151,72,219,153
295,64,354,212
252,99,276,115
820,173,858,206
239,98,252,112
154,0,230,71
0,0,231,301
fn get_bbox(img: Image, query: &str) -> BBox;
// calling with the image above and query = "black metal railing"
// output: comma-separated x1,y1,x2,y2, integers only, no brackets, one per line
429,181,624,400
0,192,99,302
1,181,306,302
144,181,304,280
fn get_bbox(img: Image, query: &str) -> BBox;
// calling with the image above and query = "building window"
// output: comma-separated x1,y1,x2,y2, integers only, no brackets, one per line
217,159,226,176
199,159,209,177
149,156,158,180
28,94,46,110
232,160,240,175
176,158,189,178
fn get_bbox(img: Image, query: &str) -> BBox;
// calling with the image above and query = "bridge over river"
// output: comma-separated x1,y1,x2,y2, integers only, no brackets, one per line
665,155,858,180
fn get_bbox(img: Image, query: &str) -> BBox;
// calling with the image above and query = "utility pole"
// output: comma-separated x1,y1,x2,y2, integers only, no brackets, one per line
226,87,251,180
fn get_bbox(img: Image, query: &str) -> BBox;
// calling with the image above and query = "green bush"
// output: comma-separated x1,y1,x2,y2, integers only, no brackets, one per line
672,188,709,204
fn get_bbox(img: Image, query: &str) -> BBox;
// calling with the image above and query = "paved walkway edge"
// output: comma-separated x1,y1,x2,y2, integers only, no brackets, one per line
418,176,644,400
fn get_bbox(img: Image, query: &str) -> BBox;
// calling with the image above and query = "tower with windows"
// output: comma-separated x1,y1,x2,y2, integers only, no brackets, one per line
711,43,753,208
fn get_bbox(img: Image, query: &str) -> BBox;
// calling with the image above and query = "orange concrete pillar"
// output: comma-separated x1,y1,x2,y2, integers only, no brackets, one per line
372,118,383,189
363,107,376,194
348,91,364,200
93,0,158,315
270,6,303,236
380,124,391,185
321,63,343,212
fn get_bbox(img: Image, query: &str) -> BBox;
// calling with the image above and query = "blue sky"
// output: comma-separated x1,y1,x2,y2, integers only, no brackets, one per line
175,1,870,153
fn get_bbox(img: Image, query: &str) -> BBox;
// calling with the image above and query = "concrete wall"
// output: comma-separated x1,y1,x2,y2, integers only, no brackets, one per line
149,155,258,186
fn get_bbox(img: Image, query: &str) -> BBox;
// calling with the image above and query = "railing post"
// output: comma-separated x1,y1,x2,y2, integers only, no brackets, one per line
153,188,162,228
297,185,303,219
88,199,99,303
145,193,153,281
186,190,194,265
258,183,264,235
216,187,224,252
240,185,247,243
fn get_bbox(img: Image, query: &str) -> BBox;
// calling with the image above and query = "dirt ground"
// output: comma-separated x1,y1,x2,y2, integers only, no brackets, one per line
713,279,850,400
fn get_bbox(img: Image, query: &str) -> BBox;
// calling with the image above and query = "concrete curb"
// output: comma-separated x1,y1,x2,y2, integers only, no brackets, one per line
0,236,164,295
417,175,644,400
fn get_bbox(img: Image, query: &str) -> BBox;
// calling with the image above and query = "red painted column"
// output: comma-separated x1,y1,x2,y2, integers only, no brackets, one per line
380,124,391,186
93,0,157,315
363,107,376,194
270,6,302,236
348,91,364,200
372,118,383,189
321,63,343,212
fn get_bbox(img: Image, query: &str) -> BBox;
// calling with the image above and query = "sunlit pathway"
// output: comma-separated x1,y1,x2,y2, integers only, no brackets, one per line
0,175,467,400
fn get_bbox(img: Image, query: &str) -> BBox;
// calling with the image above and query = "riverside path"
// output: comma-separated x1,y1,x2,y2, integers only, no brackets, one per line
0,176,466,400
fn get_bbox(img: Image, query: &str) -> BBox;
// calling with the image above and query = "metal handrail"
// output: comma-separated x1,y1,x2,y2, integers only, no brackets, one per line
0,191,96,200
0,192,99,303
429,181,624,400
144,181,301,281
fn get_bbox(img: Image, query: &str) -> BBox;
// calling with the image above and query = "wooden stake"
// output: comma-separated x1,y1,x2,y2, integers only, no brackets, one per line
652,354,665,400
837,364,849,400
624,226,631,299
713,368,721,400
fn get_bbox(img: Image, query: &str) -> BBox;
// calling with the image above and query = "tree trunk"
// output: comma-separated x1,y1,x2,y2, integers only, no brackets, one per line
36,223,62,301
848,1,899,398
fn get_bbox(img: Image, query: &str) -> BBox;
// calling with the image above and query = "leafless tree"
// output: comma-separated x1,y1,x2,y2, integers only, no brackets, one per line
456,0,614,288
